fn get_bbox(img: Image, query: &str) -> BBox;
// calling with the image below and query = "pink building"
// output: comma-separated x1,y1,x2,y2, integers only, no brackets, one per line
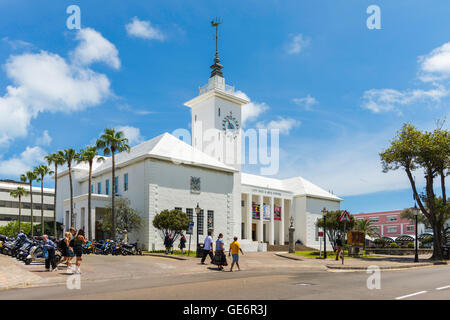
354,210,416,238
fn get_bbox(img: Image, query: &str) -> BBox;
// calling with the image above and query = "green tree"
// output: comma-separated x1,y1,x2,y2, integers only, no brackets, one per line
21,170,37,237
45,151,65,238
100,198,143,239
96,128,130,241
152,209,189,243
34,164,53,235
355,218,378,250
0,221,31,237
315,210,355,250
63,148,78,227
380,123,450,260
77,146,104,240
9,187,28,231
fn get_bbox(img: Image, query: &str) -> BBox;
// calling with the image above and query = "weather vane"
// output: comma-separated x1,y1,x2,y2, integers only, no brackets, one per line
210,17,224,78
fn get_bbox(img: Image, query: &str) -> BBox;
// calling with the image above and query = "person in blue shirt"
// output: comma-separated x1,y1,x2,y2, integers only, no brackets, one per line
42,235,57,272
212,233,228,270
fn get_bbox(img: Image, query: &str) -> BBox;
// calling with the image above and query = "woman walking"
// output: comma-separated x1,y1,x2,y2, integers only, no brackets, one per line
73,229,87,274
212,233,227,271
179,233,186,255
56,232,72,270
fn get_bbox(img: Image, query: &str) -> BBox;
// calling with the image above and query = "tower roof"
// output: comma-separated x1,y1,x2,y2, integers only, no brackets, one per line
210,18,223,78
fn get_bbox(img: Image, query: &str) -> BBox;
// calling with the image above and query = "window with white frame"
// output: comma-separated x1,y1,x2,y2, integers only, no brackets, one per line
387,226,397,233
369,217,379,223
387,215,398,222
406,225,414,232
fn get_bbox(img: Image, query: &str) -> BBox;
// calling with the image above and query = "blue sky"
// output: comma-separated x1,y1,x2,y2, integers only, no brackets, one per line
0,0,449,213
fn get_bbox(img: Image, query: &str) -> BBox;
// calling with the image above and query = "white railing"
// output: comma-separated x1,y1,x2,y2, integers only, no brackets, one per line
198,83,235,95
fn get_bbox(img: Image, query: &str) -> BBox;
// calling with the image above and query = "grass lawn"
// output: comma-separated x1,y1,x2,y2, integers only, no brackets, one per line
293,250,377,259
143,250,198,257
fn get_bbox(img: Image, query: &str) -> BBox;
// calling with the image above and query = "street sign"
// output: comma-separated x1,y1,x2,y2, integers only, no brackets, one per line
318,231,324,237
187,221,194,234
339,210,351,223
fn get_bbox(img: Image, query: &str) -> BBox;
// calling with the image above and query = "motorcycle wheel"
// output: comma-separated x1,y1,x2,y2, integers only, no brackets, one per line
25,258,31,265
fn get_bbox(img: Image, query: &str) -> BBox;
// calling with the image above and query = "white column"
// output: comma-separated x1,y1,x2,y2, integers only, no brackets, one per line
269,196,274,245
257,195,263,242
247,193,252,240
279,198,284,245
90,207,96,241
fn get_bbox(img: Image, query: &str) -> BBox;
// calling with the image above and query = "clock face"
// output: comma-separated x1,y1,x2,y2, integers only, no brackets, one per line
222,112,240,133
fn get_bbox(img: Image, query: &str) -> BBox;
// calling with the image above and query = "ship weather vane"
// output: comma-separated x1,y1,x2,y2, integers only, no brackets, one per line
210,17,223,78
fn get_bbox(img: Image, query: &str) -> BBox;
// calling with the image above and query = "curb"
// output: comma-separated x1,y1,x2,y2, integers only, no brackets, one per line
325,263,433,270
274,253,303,261
142,253,188,260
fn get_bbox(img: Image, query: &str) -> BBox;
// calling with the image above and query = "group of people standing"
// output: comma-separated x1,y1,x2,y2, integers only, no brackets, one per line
201,232,244,272
164,232,187,254
43,227,86,274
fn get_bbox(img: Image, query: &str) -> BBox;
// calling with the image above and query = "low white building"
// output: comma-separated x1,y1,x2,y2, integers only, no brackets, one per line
55,40,341,251
0,179,55,228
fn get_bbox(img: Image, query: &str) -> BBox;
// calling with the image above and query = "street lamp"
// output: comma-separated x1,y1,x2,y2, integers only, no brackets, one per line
195,203,201,257
288,216,295,253
322,207,328,259
413,204,419,263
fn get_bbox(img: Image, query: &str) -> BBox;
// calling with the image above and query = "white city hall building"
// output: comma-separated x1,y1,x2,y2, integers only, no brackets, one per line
56,42,341,251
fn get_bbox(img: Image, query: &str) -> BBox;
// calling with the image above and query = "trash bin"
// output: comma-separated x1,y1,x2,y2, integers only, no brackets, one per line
443,246,450,260
196,243,204,258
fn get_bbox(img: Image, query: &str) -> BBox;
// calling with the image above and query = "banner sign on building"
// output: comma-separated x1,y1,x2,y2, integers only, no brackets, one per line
274,205,281,221
263,204,271,221
252,204,260,219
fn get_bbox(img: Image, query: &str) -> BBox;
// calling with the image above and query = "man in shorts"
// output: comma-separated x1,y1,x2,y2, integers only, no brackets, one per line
229,236,244,272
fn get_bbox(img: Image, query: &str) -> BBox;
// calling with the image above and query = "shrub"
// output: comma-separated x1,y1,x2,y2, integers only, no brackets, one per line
407,242,414,248
390,242,400,248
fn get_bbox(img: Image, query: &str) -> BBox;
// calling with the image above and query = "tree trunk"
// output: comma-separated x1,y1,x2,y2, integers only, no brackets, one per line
53,165,58,238
69,163,74,227
18,196,21,231
30,181,34,237
88,161,92,241
112,152,116,241
432,222,443,260
41,177,44,235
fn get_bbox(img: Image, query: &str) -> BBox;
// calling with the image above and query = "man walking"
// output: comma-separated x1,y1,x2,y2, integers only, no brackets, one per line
201,231,214,264
42,235,57,272
335,234,343,261
164,232,171,254
229,236,244,271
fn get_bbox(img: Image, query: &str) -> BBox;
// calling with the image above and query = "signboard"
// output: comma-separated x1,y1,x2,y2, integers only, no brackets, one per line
274,205,281,221
190,176,200,193
263,204,271,221
252,204,260,219
339,210,352,223
318,231,324,237
187,221,194,235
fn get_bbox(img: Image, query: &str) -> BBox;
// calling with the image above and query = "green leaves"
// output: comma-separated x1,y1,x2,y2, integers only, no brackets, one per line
152,209,190,242
101,197,143,236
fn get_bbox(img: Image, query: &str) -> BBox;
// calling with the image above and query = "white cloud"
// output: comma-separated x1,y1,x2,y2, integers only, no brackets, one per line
2,37,32,50
419,42,450,81
35,130,52,146
278,130,411,197
0,146,46,177
0,29,114,145
233,90,269,126
256,117,300,135
285,34,310,55
292,94,318,110
363,42,450,114
71,28,121,69
116,126,144,146
125,17,164,41
362,86,447,114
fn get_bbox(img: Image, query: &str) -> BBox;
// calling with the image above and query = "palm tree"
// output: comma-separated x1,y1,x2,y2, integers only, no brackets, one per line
63,148,78,228
356,219,378,250
21,171,37,237
34,164,54,235
45,151,65,238
77,146,104,240
9,187,28,231
96,128,130,241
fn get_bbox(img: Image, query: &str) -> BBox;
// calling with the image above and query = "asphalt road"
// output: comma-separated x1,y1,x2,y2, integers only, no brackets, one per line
0,254,449,300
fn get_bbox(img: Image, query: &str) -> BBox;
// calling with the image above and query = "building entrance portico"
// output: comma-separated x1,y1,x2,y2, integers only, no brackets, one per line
241,189,291,246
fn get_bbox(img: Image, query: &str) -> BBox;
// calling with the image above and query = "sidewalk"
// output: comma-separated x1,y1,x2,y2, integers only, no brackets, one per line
276,252,437,270
0,255,43,290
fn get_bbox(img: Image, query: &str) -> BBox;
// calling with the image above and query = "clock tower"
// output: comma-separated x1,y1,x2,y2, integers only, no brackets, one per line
184,20,249,171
